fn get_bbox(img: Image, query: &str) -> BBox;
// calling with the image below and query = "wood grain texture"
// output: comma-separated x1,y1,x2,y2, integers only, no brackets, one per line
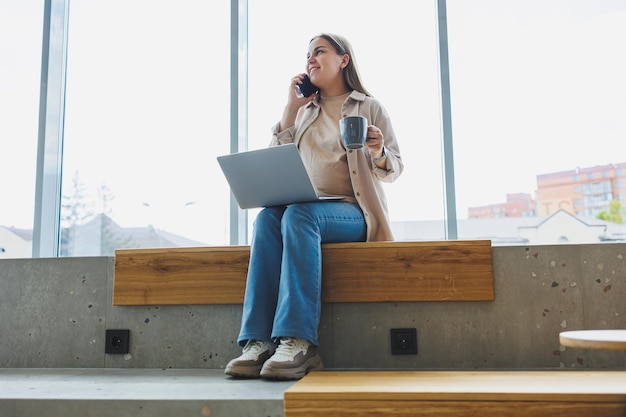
284,399,626,417
284,371,626,417
113,240,493,306
320,240,493,302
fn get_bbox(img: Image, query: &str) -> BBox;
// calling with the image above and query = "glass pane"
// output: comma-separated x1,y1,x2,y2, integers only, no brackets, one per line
0,1,43,258
448,0,626,244
62,0,231,255
248,0,443,241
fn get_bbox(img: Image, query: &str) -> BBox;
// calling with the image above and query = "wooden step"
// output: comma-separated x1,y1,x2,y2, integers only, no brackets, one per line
113,240,494,305
283,371,626,417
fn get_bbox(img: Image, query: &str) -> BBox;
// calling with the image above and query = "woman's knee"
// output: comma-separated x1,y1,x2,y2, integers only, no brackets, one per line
253,207,284,233
282,204,317,227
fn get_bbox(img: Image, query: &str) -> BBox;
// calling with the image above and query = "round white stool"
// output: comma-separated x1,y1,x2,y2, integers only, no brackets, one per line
560,330,626,369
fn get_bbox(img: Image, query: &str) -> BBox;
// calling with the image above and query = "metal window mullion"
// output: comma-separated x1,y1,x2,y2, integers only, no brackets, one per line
436,0,458,239
229,0,248,245
32,0,70,257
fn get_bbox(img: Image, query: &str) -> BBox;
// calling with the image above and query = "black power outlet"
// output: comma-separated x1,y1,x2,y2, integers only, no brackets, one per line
390,328,417,355
105,329,130,354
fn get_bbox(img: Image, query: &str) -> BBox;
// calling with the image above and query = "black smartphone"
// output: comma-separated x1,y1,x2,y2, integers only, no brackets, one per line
295,75,318,98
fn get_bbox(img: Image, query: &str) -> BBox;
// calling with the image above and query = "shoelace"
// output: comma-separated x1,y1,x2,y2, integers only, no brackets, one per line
241,340,266,358
274,337,305,360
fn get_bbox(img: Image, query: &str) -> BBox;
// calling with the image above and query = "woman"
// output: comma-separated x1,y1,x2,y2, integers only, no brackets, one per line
225,33,403,380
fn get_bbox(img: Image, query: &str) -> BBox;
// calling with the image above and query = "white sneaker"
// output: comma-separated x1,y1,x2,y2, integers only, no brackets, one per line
224,339,275,378
260,337,323,380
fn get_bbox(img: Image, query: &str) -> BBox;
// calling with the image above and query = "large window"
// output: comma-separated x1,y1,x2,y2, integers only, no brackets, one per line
3,1,626,258
447,0,626,243
0,1,42,258
61,1,231,255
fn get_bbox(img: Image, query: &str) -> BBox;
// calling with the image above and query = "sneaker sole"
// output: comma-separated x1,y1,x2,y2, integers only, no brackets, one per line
224,348,273,379
259,354,323,380
224,364,263,379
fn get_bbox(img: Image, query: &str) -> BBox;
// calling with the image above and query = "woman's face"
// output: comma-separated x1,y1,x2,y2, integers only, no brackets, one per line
306,37,348,91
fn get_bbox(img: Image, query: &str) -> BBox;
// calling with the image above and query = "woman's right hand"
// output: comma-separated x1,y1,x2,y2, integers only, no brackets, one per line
280,73,316,131
288,73,317,107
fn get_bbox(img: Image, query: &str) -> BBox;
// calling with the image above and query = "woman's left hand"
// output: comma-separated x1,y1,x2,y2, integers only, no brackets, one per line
365,125,385,159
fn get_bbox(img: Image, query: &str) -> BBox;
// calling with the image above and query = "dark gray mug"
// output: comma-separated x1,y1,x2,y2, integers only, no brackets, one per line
339,116,368,149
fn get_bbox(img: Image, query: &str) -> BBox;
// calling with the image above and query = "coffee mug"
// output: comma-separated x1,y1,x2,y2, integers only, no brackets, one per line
339,116,368,149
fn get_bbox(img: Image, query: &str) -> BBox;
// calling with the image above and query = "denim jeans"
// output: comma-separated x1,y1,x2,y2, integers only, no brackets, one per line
237,202,366,347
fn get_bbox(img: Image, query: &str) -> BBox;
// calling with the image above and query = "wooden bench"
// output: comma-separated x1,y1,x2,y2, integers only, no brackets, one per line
113,240,493,306
283,371,626,417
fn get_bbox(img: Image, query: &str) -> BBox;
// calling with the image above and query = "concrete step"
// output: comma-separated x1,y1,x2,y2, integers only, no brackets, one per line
0,368,296,417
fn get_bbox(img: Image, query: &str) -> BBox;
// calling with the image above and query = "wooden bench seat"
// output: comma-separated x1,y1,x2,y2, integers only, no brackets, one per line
283,371,626,417
113,240,493,306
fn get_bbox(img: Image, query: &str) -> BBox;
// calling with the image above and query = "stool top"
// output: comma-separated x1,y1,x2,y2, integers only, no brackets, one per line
560,330,626,351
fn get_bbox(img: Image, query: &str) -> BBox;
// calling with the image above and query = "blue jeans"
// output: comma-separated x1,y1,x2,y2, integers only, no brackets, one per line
237,202,366,347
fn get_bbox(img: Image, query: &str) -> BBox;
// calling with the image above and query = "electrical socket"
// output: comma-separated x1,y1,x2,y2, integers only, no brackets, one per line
390,328,417,355
105,329,130,354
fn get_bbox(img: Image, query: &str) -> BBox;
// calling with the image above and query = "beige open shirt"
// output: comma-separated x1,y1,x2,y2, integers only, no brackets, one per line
270,91,404,242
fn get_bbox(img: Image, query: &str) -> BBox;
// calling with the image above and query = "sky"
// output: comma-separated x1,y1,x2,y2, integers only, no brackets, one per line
1,0,625,245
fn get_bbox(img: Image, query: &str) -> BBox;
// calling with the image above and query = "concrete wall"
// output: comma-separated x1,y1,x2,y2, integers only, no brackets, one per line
1,244,624,370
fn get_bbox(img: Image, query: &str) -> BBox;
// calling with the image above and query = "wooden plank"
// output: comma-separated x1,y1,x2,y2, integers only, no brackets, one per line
321,240,493,302
284,371,626,417
113,240,493,306
284,399,626,417
113,246,250,305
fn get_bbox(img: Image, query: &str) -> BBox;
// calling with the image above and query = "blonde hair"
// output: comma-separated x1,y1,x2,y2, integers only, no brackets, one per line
310,33,372,97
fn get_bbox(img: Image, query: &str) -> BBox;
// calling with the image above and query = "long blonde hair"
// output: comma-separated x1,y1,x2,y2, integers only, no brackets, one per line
310,33,372,97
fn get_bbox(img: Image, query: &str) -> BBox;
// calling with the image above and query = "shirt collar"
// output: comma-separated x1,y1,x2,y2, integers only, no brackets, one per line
305,90,366,109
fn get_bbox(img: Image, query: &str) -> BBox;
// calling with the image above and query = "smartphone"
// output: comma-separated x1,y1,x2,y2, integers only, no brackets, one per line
295,75,318,98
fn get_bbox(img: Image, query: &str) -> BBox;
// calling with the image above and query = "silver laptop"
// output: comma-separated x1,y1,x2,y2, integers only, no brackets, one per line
217,144,344,209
